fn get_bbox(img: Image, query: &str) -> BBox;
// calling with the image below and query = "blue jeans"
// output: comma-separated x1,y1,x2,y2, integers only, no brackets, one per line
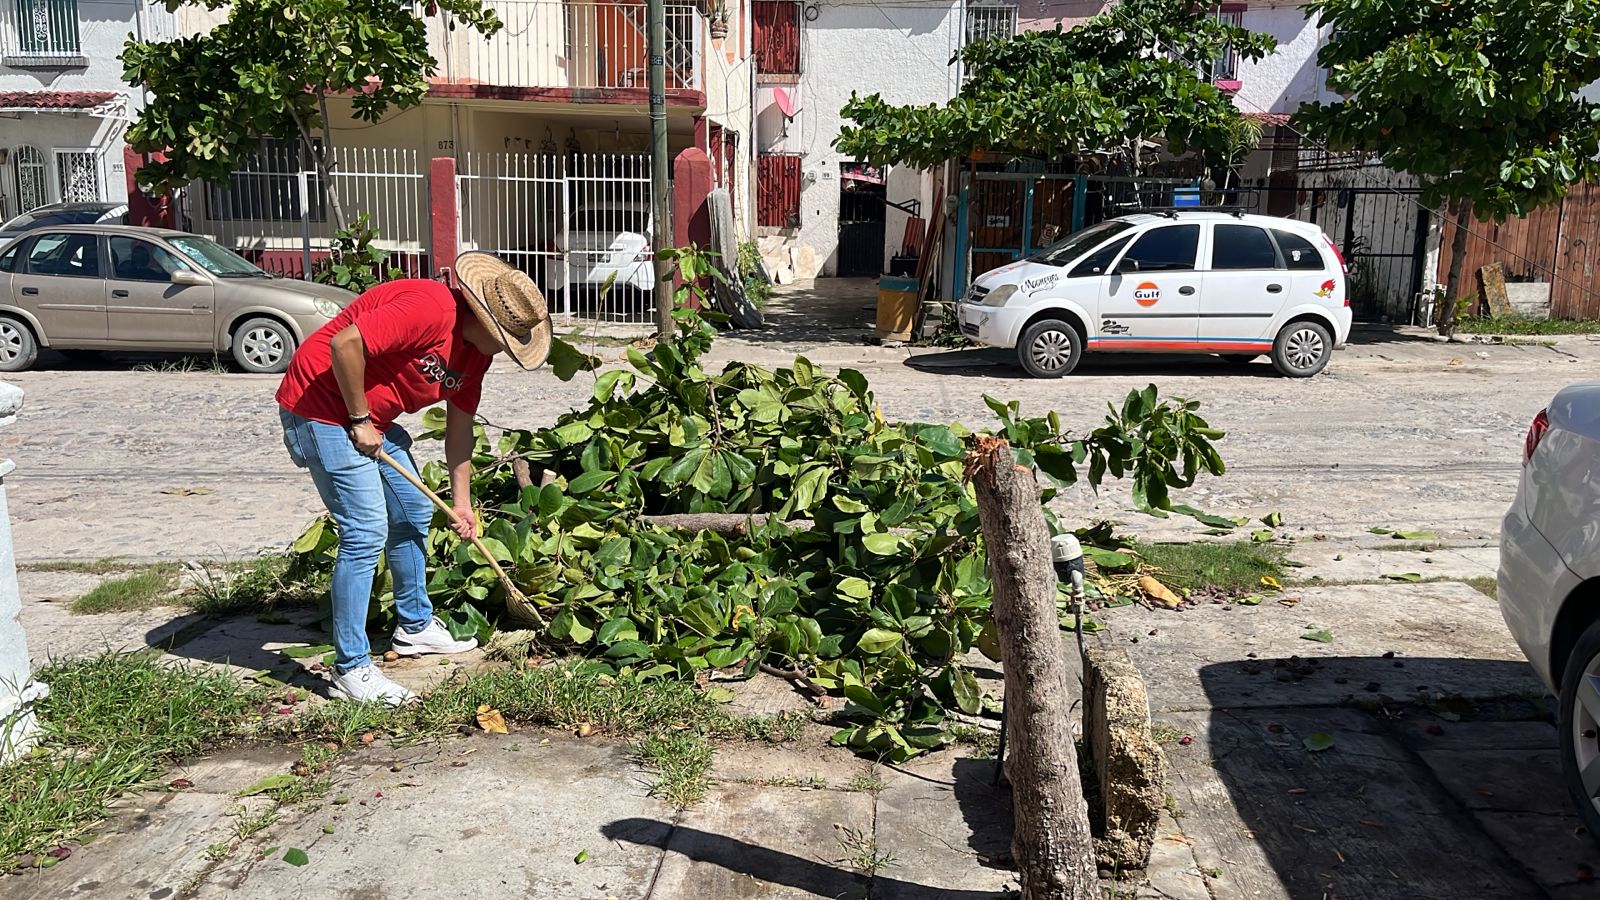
280,409,435,673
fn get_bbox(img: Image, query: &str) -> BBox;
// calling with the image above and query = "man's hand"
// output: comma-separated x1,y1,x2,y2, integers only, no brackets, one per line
451,505,477,540
348,422,383,457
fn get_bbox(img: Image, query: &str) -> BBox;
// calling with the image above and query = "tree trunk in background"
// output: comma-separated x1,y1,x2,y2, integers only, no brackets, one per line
1439,198,1473,336
967,436,1098,900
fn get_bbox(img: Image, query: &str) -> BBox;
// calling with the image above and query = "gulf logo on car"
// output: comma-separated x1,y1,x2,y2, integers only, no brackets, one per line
1315,279,1336,298
1134,282,1161,307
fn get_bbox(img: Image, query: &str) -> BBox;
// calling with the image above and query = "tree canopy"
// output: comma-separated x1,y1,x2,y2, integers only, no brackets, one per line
834,0,1275,171
122,0,500,200
1295,0,1600,221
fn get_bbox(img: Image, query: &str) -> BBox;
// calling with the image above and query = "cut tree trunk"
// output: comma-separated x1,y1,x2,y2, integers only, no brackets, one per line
966,435,1099,900
1440,198,1474,337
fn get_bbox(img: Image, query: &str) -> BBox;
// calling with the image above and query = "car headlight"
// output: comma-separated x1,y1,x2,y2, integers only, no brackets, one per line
981,284,1018,307
312,297,342,319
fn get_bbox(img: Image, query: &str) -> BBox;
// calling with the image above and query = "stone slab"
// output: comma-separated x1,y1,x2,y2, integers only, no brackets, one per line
1084,648,1163,869
707,743,871,791
1091,581,1540,713
648,783,873,899
1286,543,1499,583
189,734,675,900
872,753,1015,899
17,569,196,666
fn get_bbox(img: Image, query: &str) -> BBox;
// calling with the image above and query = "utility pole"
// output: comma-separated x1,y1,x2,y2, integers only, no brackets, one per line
647,0,674,340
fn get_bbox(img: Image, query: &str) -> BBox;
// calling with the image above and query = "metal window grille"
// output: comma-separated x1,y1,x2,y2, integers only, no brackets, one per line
1207,8,1241,81
9,0,79,56
964,4,1015,46
12,146,47,213
54,151,100,203
752,1,800,74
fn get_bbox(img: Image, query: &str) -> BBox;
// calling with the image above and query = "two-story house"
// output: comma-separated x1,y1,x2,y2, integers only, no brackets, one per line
0,0,173,220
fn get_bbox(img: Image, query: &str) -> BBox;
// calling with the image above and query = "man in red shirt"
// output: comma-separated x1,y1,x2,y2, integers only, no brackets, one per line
277,253,550,705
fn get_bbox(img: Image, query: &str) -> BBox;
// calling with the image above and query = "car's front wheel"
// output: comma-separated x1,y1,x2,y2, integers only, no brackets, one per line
0,316,39,373
1017,319,1084,378
1560,619,1600,844
1270,320,1333,377
232,317,296,374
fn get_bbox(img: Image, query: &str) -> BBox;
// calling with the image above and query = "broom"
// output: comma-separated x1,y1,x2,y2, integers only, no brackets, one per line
375,449,546,629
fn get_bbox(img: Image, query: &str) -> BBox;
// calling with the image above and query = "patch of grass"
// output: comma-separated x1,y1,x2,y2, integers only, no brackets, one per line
229,805,278,841
1150,723,1185,745
19,558,143,576
1132,540,1286,595
635,731,715,807
1,651,263,863
949,724,1000,759
846,771,886,793
731,710,807,744
834,822,895,875
1456,315,1600,335
70,565,181,614
131,354,230,374
1465,576,1497,598
183,555,322,617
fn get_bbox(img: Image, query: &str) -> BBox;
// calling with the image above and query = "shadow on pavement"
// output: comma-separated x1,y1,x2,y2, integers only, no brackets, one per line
601,818,1006,899
906,348,1282,379
1196,654,1595,899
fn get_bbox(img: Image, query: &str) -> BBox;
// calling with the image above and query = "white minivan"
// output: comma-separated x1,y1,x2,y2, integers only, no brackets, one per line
956,211,1353,378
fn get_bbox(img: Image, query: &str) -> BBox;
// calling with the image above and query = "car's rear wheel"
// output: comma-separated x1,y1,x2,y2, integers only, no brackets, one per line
1017,319,1084,378
1559,619,1600,844
1270,320,1332,377
232,317,296,374
0,316,39,373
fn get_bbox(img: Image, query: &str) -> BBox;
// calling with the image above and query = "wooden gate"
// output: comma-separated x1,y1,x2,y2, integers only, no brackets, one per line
1438,182,1600,319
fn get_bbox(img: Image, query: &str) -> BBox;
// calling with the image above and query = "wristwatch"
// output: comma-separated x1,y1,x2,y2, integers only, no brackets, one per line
348,413,372,426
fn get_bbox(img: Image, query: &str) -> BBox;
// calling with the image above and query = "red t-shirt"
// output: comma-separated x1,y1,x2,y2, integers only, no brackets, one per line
276,280,492,431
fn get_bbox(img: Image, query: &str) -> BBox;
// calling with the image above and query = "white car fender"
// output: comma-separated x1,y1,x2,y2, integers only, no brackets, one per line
1002,292,1096,348
1268,302,1341,337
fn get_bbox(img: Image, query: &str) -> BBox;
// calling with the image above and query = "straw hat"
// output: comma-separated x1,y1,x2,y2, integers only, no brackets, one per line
453,252,552,370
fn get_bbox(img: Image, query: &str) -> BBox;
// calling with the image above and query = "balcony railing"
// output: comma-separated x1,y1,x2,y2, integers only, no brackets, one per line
428,1,703,93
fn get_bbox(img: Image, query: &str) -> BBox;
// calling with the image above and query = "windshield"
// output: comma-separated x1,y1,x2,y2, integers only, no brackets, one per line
168,236,269,277
1,205,125,232
1028,220,1136,267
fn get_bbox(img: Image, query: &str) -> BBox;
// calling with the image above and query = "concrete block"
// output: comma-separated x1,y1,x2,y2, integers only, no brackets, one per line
1085,648,1166,870
1506,282,1551,320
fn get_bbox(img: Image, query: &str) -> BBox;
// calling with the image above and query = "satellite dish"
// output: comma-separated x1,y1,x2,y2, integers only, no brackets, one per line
773,86,797,119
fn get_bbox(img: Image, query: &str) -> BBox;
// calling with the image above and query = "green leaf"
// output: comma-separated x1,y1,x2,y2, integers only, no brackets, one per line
598,617,639,644
282,848,309,867
574,849,589,864
704,687,737,703
862,532,905,556
1382,572,1424,583
950,666,981,715
290,518,326,554
1250,529,1276,543
1083,547,1134,570
1300,628,1334,644
548,338,598,381
568,470,615,495
1368,526,1394,535
856,628,903,654
1302,733,1334,752
239,774,297,797
844,683,886,714
278,644,333,659
837,576,872,600
1262,511,1283,527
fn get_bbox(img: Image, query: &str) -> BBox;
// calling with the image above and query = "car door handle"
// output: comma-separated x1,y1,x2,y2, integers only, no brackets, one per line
1267,283,1284,294
20,287,38,296
1178,285,1196,296
112,289,130,298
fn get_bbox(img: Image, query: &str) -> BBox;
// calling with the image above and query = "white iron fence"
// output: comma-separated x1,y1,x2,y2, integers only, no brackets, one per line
429,1,703,92
186,145,432,280
457,151,656,322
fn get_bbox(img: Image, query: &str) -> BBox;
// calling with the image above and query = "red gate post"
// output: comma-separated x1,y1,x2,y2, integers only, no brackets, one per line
122,147,173,229
430,157,459,281
672,147,714,308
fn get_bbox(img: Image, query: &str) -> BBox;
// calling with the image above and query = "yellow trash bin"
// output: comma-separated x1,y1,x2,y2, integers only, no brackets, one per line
876,276,919,342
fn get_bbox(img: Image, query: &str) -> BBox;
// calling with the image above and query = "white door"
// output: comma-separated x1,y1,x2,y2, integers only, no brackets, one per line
1198,222,1284,353
1095,223,1203,349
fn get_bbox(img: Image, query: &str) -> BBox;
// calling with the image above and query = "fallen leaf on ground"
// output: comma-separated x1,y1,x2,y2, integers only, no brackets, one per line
1368,526,1394,535
1260,576,1283,591
278,644,333,659
704,687,736,703
475,705,508,735
575,849,590,864
577,722,596,738
1138,575,1182,608
169,778,193,790
1302,732,1335,752
238,773,296,797
282,848,309,867
1262,511,1283,527
1233,594,1264,606
1382,572,1424,583
1301,628,1334,644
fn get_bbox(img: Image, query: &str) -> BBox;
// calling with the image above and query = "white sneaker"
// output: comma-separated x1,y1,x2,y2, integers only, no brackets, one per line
331,664,417,707
391,616,479,658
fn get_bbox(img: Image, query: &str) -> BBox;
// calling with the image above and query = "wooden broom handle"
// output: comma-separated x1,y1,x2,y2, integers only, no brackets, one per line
374,449,517,586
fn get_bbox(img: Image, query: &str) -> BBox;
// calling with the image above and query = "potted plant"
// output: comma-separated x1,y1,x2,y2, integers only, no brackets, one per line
710,0,728,38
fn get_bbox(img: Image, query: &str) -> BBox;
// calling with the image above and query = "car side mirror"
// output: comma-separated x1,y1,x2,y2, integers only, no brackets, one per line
1116,258,1140,275
171,270,206,286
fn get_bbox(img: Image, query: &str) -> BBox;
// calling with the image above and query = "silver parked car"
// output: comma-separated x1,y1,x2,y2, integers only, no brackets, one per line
0,225,353,373
1499,383,1600,843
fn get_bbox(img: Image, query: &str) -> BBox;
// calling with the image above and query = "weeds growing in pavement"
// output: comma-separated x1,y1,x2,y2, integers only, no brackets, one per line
20,558,143,576
636,731,717,806
183,555,322,617
846,770,887,793
0,651,263,864
1130,540,1286,596
834,822,895,875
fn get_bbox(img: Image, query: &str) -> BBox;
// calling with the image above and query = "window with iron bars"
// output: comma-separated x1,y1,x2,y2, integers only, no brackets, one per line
753,0,801,75
205,139,327,223
1206,7,1243,83
964,3,1016,46
55,151,100,203
10,0,80,56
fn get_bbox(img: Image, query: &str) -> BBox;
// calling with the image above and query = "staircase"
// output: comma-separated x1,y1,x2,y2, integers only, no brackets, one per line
615,2,696,89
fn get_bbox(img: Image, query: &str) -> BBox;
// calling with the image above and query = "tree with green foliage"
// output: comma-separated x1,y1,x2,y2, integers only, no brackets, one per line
1295,0,1600,333
122,0,501,229
834,0,1275,174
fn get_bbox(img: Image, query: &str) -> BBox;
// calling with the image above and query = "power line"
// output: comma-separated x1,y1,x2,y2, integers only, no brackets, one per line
1099,2,1600,307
